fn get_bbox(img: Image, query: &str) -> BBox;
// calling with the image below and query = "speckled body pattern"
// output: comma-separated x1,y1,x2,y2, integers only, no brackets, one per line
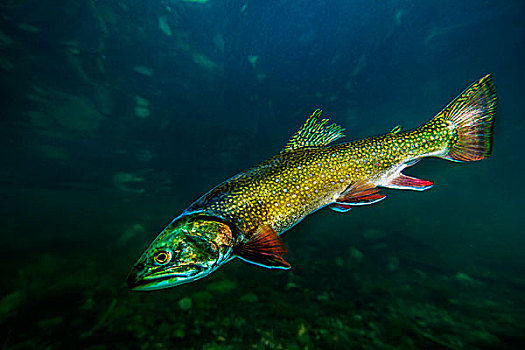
184,73,497,241
184,117,451,238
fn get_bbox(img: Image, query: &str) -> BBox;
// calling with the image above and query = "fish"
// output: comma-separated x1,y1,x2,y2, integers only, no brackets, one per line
127,74,497,291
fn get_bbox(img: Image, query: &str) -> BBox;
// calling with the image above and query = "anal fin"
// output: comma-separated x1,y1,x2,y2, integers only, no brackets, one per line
335,181,387,206
233,225,291,269
383,172,434,191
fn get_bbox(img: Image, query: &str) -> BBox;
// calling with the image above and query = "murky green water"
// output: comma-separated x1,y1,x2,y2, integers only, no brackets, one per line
1,1,524,349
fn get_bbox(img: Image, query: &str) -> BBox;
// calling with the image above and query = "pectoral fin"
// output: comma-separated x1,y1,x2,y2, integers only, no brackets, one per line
233,225,291,269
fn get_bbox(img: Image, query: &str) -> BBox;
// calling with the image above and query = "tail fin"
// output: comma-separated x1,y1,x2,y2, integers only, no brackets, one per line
439,74,497,162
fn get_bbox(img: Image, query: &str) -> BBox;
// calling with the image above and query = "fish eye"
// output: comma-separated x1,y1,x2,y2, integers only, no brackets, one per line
153,250,172,265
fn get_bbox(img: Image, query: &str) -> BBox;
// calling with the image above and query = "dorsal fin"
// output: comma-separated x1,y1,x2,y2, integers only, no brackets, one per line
282,109,345,152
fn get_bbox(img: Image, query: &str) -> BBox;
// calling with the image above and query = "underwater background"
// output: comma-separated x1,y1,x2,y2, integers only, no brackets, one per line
1,0,524,349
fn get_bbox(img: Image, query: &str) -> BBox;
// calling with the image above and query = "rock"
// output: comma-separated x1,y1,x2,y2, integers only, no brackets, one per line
453,272,482,286
297,322,310,344
132,66,153,77
349,247,363,263
136,150,152,162
191,291,214,307
240,293,259,303
0,291,23,321
362,228,386,240
192,53,218,70
174,327,185,339
454,272,473,282
0,29,12,47
387,256,399,272
135,96,150,118
178,297,192,311
213,34,224,53
206,279,237,294
158,16,172,37
135,96,149,107
233,316,246,328
18,23,40,33
316,291,330,302
26,87,102,136
0,56,13,71
248,55,258,68
119,224,146,245
285,281,299,290
37,316,63,329
37,144,68,162
92,85,114,116
134,106,150,118
113,172,144,193
80,297,95,311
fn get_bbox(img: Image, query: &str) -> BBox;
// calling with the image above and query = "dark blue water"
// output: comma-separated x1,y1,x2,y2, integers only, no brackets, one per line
1,1,524,349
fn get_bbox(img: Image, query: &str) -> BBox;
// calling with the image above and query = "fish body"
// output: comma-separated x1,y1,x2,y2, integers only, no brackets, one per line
127,75,496,290
185,114,450,235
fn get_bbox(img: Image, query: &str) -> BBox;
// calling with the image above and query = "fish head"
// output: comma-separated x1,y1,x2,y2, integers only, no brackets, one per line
127,214,234,290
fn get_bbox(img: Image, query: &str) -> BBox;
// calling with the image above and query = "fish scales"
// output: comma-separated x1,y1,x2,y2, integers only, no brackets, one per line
185,116,451,236
127,74,496,290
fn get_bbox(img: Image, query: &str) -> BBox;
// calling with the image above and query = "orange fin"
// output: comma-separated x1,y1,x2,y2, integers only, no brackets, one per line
383,172,434,191
336,181,387,206
439,74,497,162
233,225,291,269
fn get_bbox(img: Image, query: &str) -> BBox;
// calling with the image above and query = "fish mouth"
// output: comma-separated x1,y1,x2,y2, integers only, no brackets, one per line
126,265,203,291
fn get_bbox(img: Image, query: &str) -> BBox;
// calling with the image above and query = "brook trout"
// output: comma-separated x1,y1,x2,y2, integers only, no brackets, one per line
127,75,496,290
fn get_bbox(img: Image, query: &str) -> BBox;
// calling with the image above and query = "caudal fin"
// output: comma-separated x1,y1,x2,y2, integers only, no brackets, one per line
439,74,497,162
